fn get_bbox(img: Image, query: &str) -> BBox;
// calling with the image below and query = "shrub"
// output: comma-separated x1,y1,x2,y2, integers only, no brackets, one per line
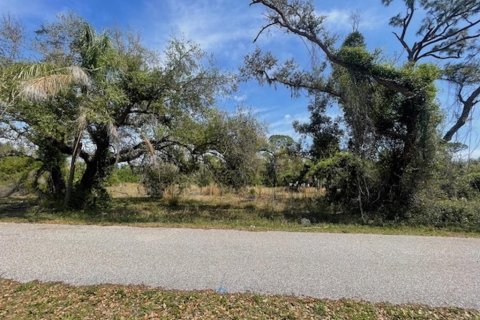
308,152,378,219
83,186,111,210
107,166,141,185
142,162,181,198
408,195,480,231
0,156,41,195
469,173,480,193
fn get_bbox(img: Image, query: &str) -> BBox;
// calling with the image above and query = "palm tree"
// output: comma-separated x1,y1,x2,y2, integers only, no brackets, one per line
0,25,110,206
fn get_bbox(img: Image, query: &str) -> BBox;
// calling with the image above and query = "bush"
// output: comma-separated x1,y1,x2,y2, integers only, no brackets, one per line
469,173,480,193
309,152,378,219
0,156,39,183
193,165,215,187
83,186,111,210
408,195,480,231
107,166,141,185
142,162,181,198
0,156,41,195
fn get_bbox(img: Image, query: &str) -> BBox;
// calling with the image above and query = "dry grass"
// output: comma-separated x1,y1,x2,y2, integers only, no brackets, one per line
0,184,479,237
1,279,478,319
108,183,323,213
107,182,148,198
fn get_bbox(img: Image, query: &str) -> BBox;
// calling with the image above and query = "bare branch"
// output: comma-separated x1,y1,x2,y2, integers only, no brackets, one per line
444,85,480,141
253,20,278,43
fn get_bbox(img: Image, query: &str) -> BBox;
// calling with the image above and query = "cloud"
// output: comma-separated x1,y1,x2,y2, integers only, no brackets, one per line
232,94,248,103
0,0,58,21
251,107,270,114
318,8,386,33
267,111,309,137
139,0,262,55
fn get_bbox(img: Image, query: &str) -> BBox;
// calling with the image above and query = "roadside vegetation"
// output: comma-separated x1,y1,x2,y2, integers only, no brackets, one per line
1,279,478,320
1,183,479,237
1,0,479,234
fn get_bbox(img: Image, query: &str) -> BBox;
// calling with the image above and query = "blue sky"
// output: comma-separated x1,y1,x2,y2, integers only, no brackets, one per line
2,0,479,158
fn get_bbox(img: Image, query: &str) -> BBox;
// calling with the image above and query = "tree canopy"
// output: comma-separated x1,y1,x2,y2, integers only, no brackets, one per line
243,0,479,218
0,14,264,207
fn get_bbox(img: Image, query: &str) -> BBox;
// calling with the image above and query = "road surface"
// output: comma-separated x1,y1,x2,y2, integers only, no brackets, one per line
0,223,479,309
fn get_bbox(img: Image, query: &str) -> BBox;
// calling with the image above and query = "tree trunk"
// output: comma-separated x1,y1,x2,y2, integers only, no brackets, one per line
383,98,424,220
64,141,82,207
39,142,66,200
50,165,65,200
72,128,112,208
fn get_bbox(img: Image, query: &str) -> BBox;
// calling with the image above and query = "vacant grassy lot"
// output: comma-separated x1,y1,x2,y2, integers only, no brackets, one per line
1,279,478,320
1,184,479,237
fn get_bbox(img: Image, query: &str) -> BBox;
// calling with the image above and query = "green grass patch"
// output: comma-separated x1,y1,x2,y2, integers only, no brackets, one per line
0,279,478,319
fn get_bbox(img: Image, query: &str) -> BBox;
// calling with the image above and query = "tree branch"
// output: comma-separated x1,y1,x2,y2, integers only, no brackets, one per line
250,0,415,96
253,20,278,43
444,85,480,141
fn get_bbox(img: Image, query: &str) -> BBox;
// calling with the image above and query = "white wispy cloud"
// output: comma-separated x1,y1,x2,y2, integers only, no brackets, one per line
139,0,262,55
232,94,248,103
267,111,309,136
318,8,387,33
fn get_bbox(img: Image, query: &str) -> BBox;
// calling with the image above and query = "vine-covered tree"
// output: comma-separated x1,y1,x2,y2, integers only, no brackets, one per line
243,0,452,218
382,0,480,141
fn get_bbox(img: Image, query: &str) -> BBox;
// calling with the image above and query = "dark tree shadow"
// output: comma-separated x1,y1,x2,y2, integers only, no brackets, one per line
0,198,35,218
0,196,362,226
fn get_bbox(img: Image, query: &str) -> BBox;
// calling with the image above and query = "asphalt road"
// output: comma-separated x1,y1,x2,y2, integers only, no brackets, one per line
0,223,479,309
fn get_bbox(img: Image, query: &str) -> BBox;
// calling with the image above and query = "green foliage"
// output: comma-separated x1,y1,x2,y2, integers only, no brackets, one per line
331,32,443,218
409,197,480,232
0,156,39,186
1,14,241,208
429,149,480,200
263,135,305,187
338,47,374,70
309,152,377,217
341,31,365,48
107,166,140,185
0,146,40,196
207,110,266,189
142,162,183,198
293,94,343,160
192,164,216,187
405,145,480,231
82,185,111,210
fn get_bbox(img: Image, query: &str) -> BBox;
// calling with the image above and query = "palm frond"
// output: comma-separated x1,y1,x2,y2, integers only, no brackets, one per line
20,74,72,101
76,109,88,132
66,66,91,87
19,66,91,101
142,134,156,165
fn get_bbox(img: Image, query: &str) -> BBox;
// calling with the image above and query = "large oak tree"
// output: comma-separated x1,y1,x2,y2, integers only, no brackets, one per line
0,14,262,207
